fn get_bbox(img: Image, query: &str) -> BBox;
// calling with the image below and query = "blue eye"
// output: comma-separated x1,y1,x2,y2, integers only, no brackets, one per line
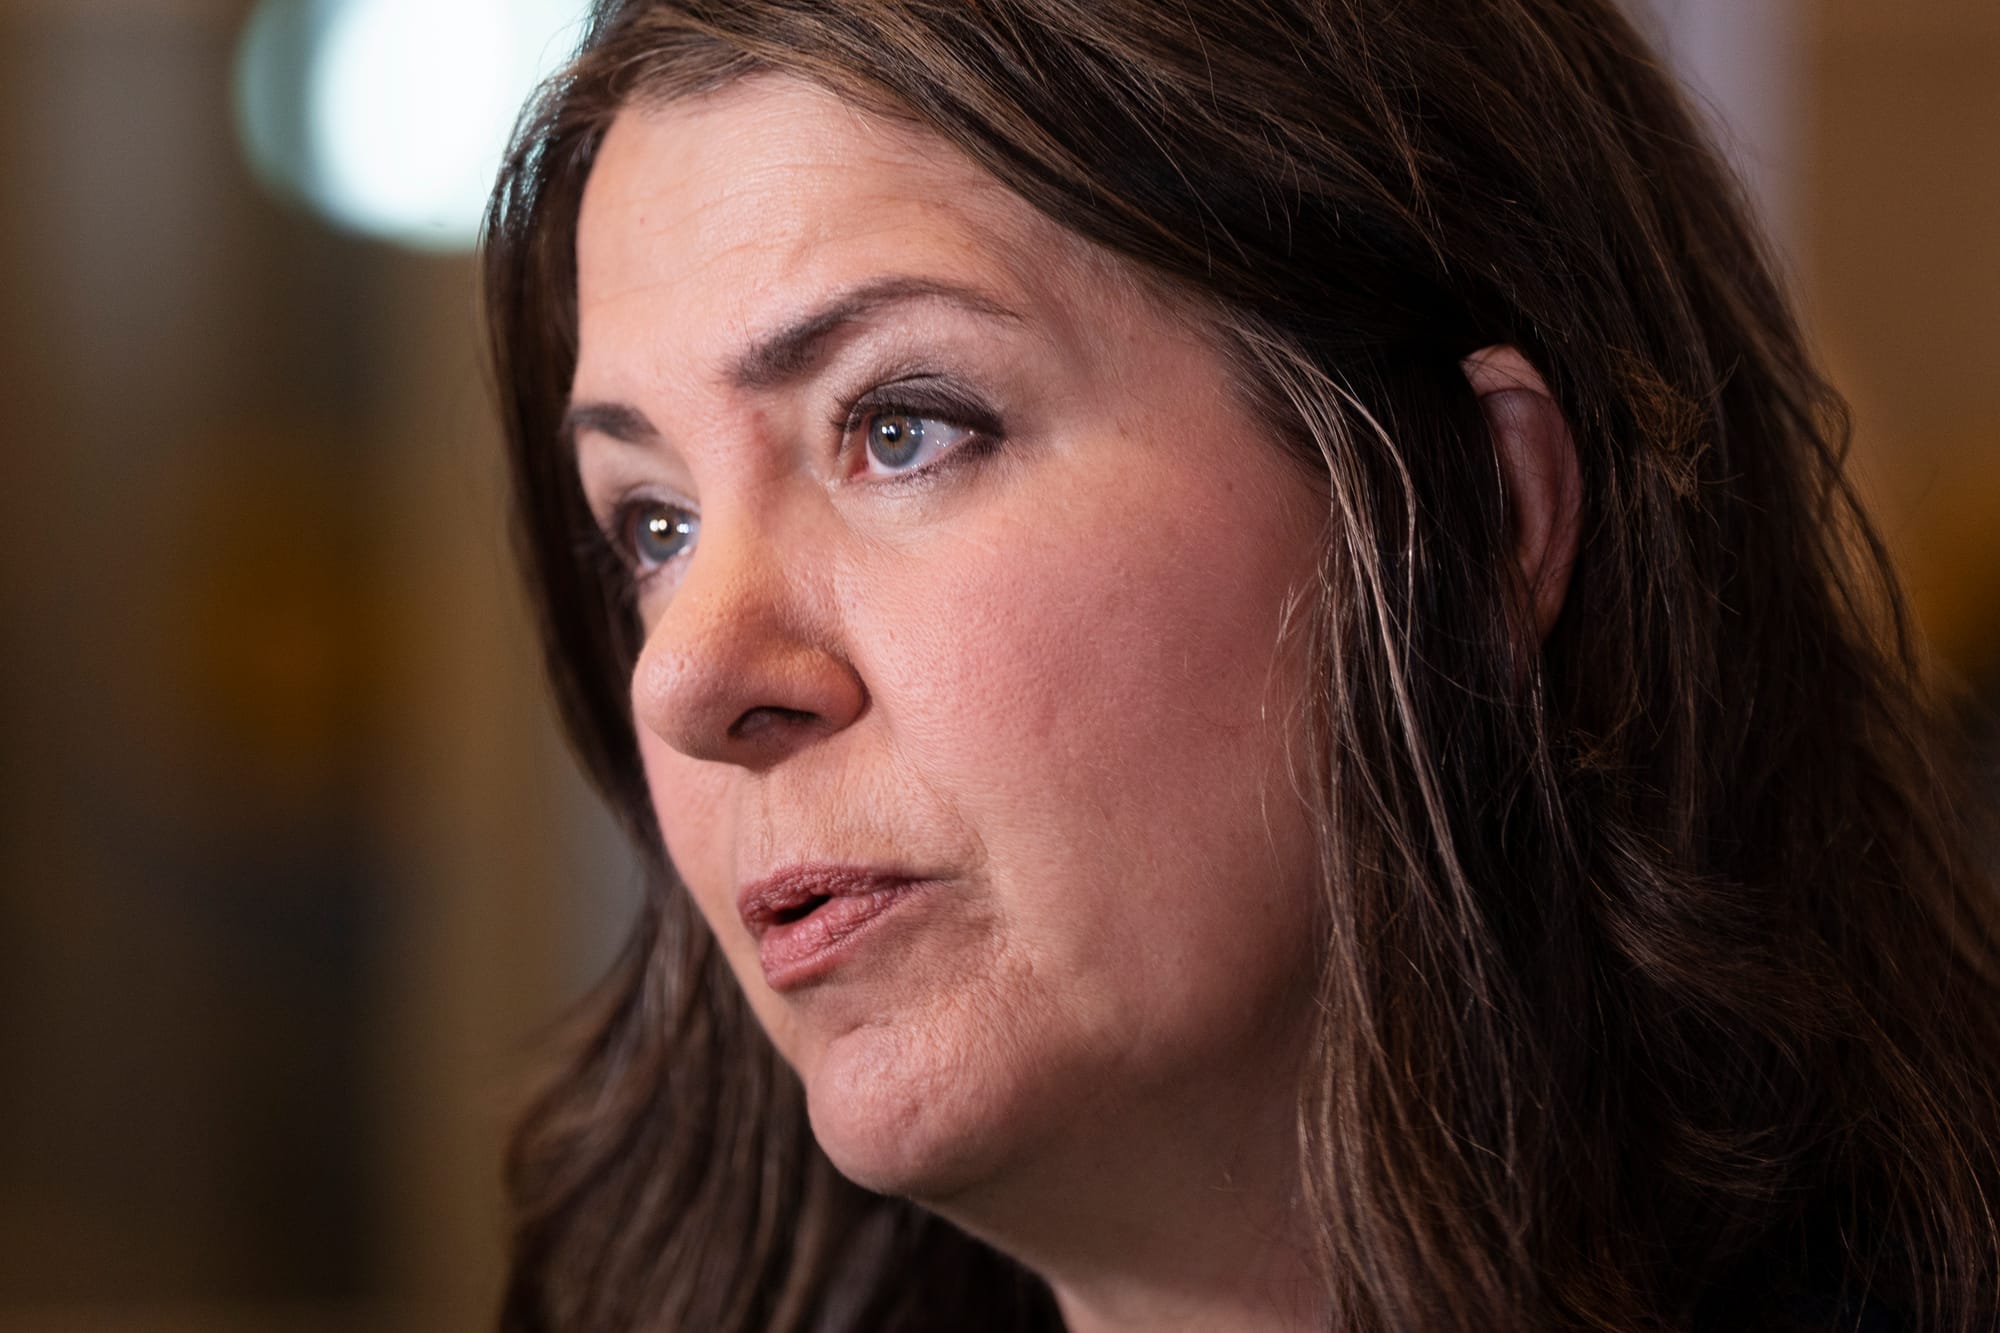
860,411,977,476
619,499,699,573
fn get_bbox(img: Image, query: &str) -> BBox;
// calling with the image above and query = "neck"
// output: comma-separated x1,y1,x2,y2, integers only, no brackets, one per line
919,1064,1327,1333
1045,1201,1325,1333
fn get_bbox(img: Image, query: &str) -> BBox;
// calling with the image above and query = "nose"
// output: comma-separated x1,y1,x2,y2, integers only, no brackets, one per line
630,515,865,771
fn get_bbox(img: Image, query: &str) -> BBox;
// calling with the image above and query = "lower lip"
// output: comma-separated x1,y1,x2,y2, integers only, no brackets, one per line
757,880,932,991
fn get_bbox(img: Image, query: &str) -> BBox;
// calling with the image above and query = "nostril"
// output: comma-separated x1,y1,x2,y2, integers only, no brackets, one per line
727,705,818,742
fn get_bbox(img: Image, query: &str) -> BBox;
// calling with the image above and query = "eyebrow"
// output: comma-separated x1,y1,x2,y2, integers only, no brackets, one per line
561,400,660,449
560,274,1023,449
725,275,1022,391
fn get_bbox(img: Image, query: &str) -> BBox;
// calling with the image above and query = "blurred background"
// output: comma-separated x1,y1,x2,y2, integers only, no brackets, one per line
0,0,1995,1329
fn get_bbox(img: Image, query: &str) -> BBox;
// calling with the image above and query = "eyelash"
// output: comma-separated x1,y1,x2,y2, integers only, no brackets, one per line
597,490,698,595
596,375,1006,589
833,374,1006,485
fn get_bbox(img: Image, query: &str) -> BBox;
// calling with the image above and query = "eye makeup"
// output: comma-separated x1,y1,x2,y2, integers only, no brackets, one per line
834,371,1008,487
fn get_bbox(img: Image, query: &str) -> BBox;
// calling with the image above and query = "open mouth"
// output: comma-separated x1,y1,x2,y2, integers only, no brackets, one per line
747,877,933,990
739,865,913,936
770,895,830,926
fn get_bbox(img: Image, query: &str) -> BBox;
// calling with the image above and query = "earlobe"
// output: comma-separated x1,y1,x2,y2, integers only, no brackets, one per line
1461,345,1582,645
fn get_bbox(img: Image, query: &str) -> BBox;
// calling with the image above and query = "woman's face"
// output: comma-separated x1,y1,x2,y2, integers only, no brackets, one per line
571,78,1326,1207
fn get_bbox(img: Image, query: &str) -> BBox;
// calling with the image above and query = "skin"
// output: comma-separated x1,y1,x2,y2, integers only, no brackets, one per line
569,75,1578,1333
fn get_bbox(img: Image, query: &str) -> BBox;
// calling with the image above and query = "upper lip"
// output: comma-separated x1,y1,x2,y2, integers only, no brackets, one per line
736,863,917,938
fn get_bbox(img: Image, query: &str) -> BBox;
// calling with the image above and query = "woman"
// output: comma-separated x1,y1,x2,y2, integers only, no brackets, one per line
483,2,2000,1329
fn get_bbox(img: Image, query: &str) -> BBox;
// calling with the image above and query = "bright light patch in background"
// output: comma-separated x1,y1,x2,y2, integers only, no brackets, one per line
236,0,587,252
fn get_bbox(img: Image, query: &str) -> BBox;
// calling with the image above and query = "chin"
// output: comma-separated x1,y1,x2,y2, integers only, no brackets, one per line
799,1018,1029,1202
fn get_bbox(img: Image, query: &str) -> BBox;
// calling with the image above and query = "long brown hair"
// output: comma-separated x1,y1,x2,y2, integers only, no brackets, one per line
483,2,2000,1328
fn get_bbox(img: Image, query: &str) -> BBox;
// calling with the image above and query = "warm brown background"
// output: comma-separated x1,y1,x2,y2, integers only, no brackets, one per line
1,1,1995,1330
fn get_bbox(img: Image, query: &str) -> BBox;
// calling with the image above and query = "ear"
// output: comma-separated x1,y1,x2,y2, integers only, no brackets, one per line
1461,345,1581,644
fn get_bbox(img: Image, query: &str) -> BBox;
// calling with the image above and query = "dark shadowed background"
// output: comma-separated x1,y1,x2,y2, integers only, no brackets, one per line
1,0,1995,1329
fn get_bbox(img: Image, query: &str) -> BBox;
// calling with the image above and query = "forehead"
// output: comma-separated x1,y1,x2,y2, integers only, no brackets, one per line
573,76,1095,383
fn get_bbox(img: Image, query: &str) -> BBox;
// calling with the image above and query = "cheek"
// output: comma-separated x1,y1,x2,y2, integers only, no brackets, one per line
870,469,1307,753
850,443,1324,1015
635,736,750,957
869,449,1316,808
636,730,819,1055
637,735,727,896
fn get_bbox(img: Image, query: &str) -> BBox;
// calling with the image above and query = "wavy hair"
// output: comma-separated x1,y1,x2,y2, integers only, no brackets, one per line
483,2,2000,1328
